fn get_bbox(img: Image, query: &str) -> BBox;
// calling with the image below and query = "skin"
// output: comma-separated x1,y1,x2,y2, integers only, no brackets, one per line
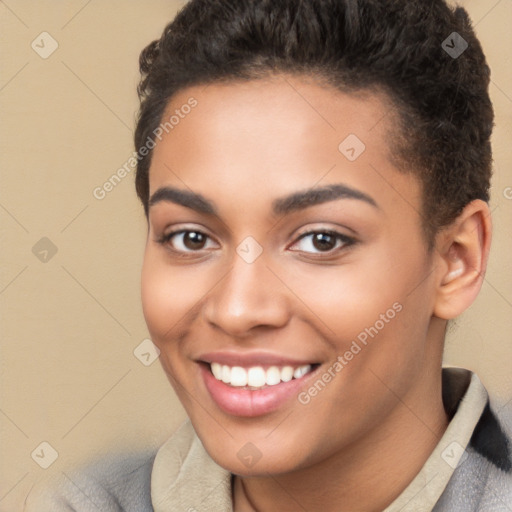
141,76,491,511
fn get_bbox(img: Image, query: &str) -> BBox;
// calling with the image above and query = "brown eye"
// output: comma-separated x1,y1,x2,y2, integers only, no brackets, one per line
183,231,207,250
311,233,337,251
159,230,217,252
289,230,355,255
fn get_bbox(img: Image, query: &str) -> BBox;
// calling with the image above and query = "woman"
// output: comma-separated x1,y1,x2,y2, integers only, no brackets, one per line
26,0,512,510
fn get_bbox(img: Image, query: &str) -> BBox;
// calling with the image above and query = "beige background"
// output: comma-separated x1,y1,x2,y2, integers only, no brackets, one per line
0,1,510,510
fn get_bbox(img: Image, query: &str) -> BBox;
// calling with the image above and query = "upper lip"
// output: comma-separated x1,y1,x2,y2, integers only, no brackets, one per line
197,351,318,368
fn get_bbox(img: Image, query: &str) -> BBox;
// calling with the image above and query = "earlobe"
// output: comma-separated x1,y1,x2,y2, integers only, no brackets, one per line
433,200,492,320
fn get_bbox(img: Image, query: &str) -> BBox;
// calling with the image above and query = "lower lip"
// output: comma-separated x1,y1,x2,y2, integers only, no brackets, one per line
200,364,317,417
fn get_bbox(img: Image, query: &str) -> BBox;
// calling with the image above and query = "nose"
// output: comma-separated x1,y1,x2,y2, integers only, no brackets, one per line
203,254,291,337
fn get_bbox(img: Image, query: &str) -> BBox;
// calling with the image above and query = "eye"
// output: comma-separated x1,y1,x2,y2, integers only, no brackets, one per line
158,230,217,253
289,230,354,254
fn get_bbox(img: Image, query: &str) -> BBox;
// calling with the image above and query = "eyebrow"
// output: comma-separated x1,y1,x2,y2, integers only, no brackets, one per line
148,183,378,216
272,184,378,215
149,187,217,215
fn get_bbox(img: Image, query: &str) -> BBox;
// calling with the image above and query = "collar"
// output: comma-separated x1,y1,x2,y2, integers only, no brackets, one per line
151,367,488,512
382,367,488,511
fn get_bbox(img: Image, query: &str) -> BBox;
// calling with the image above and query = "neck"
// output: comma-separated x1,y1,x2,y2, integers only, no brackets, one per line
233,362,449,512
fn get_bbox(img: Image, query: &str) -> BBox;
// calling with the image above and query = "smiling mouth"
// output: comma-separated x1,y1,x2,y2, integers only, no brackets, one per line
208,362,319,390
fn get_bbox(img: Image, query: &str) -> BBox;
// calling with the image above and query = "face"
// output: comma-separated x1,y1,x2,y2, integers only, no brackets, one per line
141,76,442,476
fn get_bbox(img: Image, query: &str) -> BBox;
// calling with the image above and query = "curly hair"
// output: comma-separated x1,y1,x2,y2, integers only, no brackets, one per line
134,0,493,244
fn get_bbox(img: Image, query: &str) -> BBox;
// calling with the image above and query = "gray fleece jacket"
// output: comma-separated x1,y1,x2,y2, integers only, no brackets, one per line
25,368,512,511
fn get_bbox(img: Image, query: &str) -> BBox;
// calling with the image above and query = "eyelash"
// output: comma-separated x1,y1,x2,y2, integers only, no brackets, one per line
156,229,218,254
290,229,356,255
156,228,356,257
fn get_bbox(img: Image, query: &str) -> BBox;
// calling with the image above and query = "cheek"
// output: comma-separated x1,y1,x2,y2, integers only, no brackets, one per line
140,252,208,400
140,250,206,342
283,259,407,339
141,255,171,339
284,240,434,368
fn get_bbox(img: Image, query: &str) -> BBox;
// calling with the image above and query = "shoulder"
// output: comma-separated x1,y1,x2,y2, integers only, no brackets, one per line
24,449,156,512
435,399,512,511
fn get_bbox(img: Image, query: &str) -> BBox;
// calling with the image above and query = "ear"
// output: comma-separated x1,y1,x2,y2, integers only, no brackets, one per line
433,199,492,320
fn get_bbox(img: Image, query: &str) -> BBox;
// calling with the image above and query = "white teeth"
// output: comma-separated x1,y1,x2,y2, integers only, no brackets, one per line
280,366,294,382
266,366,281,386
221,365,231,384
211,362,222,380
248,367,266,387
230,366,248,387
293,365,311,379
210,363,313,388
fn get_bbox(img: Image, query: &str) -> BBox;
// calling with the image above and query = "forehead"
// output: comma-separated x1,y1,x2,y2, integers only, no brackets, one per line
148,76,421,216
